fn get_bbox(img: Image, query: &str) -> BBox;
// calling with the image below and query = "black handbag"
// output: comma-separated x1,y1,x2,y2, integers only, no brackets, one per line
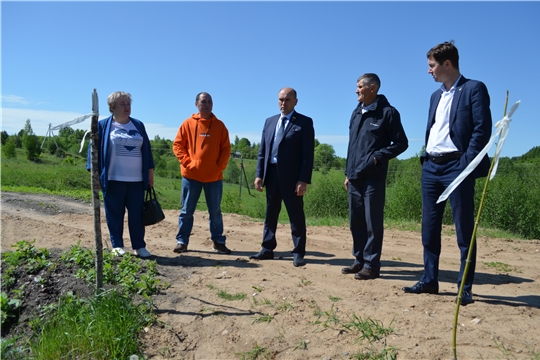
142,187,165,226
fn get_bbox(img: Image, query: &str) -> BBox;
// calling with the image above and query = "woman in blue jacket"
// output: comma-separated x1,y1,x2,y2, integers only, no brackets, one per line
87,91,155,257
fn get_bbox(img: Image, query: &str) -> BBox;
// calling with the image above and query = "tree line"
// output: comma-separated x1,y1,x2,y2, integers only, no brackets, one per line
2,119,345,172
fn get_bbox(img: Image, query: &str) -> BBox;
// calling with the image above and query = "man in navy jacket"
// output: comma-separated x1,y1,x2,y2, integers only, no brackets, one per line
342,73,408,280
250,87,315,267
402,41,492,306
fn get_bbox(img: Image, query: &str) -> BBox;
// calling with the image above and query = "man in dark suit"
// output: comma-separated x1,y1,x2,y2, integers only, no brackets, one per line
402,41,492,306
250,87,315,267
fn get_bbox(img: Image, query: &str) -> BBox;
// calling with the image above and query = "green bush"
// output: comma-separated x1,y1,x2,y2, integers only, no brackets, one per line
481,164,540,239
2,138,17,159
221,190,242,214
22,134,42,161
384,157,422,223
305,174,348,219
224,159,241,184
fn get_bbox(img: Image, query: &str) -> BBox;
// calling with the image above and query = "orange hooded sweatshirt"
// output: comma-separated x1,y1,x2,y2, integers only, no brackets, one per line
173,113,231,182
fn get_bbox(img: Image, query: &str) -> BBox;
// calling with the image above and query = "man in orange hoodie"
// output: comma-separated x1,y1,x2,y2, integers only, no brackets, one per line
172,92,232,254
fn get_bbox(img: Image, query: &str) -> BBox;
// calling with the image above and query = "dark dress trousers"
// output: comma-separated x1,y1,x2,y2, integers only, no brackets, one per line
255,111,315,257
420,76,492,293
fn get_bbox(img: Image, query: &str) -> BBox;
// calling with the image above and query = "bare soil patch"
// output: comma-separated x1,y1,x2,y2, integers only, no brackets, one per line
1,191,539,359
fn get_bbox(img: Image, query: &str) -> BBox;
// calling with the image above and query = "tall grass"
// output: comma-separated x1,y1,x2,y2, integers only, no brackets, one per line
30,290,152,360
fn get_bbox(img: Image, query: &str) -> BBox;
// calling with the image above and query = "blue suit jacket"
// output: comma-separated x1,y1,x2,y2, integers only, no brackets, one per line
422,76,492,178
256,111,315,188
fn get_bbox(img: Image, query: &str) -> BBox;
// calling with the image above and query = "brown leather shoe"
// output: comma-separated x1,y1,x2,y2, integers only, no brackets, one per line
341,263,363,275
173,243,188,253
354,267,380,280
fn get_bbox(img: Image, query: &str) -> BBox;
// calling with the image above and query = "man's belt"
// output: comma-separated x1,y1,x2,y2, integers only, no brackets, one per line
428,152,463,164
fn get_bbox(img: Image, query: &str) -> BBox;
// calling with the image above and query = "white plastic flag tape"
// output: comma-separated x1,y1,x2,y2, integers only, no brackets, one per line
80,90,99,153
437,100,520,204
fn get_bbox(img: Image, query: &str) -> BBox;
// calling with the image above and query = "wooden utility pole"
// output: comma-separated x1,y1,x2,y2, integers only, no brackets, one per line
90,89,103,291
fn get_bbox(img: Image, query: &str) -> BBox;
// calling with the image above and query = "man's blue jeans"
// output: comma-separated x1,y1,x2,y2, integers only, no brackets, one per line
176,177,226,245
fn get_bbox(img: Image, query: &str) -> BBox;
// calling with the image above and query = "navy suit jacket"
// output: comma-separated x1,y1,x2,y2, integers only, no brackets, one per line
256,111,315,188
422,76,492,178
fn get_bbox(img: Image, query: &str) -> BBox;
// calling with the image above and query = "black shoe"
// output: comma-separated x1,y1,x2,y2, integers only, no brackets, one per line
341,263,363,275
293,254,306,267
457,291,474,306
402,281,439,294
213,242,231,254
173,243,188,253
354,267,380,280
249,250,274,260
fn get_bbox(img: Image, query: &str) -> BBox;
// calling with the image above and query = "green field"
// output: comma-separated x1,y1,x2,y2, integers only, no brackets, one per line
2,146,540,239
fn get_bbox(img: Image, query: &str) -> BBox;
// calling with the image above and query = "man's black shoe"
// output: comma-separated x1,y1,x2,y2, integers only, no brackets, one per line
293,254,306,267
402,281,439,294
341,263,363,275
213,242,232,254
249,250,274,260
457,291,474,306
354,267,380,280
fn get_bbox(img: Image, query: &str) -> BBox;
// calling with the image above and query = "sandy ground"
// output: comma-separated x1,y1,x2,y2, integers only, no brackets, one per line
1,191,539,359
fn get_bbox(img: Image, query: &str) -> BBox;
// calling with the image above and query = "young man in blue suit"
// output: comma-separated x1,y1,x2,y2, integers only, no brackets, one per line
250,87,315,267
402,41,492,305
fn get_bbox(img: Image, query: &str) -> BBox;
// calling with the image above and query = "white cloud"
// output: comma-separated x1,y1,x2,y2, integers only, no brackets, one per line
2,95,30,106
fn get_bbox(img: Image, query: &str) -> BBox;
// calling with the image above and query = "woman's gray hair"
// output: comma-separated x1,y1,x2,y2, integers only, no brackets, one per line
107,91,132,113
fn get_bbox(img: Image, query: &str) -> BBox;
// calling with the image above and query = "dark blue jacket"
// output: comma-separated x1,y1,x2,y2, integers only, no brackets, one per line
86,115,155,193
256,111,315,187
421,76,492,178
345,94,408,180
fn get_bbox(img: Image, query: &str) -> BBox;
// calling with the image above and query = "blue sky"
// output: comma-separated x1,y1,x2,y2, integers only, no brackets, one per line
2,1,539,159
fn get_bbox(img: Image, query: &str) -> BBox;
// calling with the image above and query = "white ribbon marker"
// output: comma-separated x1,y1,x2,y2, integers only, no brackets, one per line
437,100,520,204
79,90,99,153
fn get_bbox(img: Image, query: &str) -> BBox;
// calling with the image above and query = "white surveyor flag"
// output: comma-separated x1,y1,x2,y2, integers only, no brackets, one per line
79,90,100,153
436,100,520,204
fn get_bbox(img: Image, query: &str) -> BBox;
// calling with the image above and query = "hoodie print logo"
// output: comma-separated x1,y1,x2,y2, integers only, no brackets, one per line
199,133,210,137
112,128,143,157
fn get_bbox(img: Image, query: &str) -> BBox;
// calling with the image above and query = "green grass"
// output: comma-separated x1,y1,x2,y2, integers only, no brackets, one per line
309,305,397,359
0,240,163,359
483,261,521,274
29,290,153,360
206,284,247,301
2,148,536,239
343,314,395,343
236,343,272,360
275,300,294,312
293,339,309,352
252,313,274,324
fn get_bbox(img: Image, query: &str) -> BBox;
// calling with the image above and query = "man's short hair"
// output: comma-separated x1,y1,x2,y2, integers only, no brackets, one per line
427,41,460,70
107,91,132,113
196,92,212,103
279,88,297,99
357,73,381,90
